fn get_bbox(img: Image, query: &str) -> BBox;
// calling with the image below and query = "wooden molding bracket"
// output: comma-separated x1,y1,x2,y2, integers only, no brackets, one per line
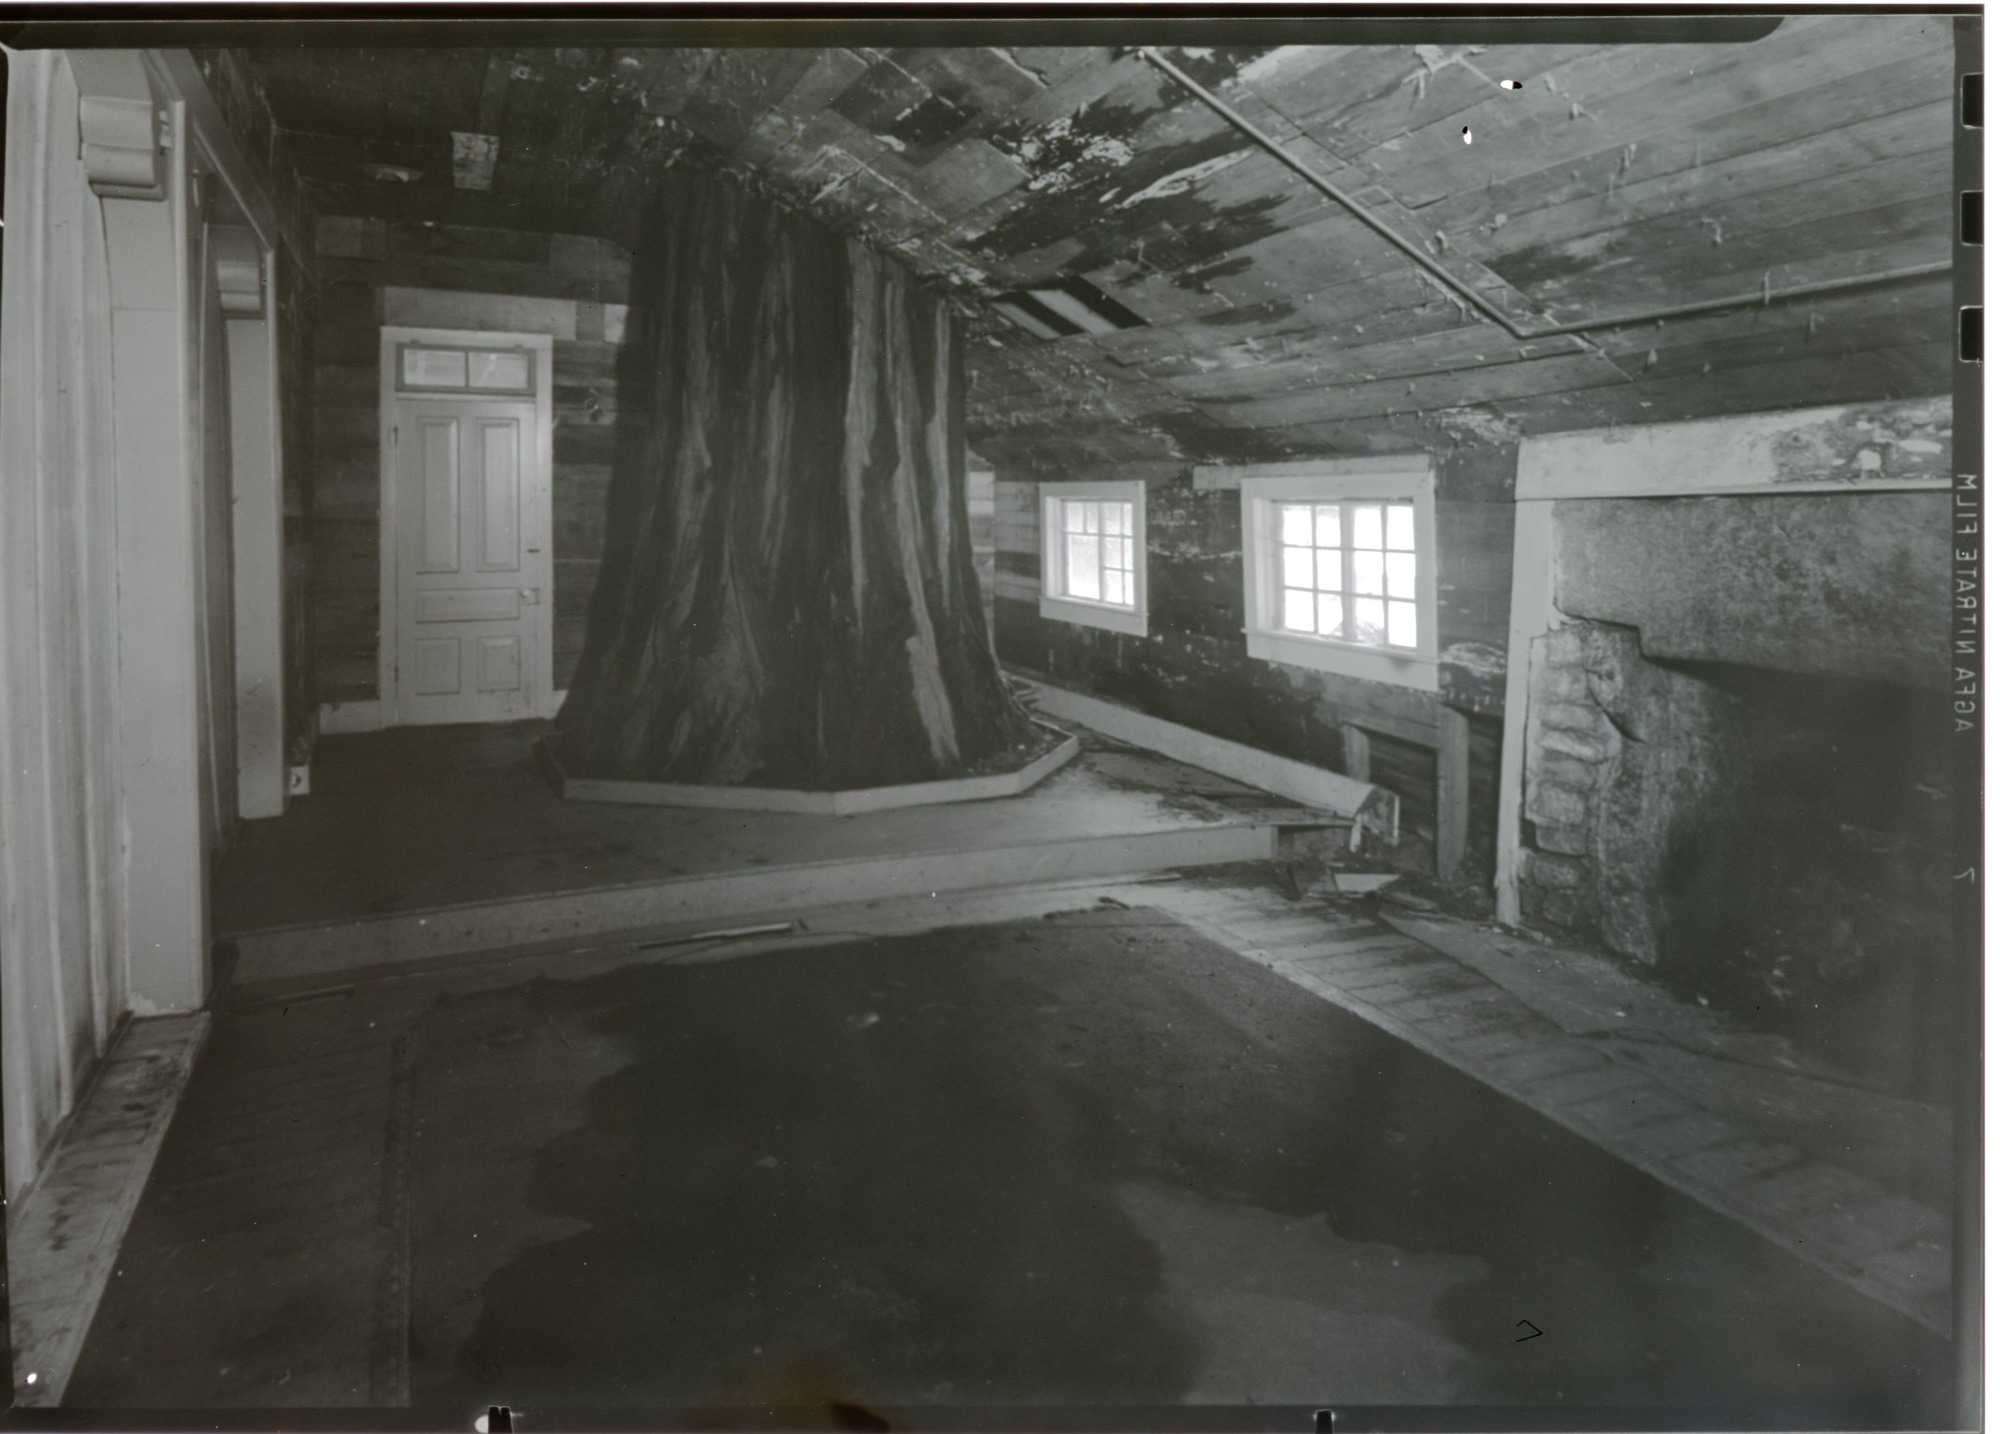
68,51,166,200
211,226,265,317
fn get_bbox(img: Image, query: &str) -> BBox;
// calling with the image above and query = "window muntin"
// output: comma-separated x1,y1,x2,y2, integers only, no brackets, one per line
1274,499,1420,652
397,344,535,396
1058,499,1136,608
1039,481,1147,638
1239,464,1436,691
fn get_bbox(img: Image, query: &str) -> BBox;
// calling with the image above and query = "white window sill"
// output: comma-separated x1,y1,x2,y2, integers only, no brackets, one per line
1247,628,1438,691
1040,593,1147,638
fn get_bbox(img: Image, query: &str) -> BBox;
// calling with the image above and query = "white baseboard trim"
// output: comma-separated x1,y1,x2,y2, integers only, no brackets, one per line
317,698,383,735
1013,674,1398,843
319,694,565,733
544,723,1079,815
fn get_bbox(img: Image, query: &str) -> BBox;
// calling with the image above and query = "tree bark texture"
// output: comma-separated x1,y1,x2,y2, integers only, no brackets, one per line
555,172,1038,789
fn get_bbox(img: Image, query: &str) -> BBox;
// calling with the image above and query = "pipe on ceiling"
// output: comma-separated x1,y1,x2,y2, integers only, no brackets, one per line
1137,46,1951,342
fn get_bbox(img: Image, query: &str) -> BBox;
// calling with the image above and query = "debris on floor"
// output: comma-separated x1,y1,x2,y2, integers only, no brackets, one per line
1380,888,1440,913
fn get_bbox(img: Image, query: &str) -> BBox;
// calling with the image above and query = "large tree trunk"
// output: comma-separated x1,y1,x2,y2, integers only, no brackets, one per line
555,171,1038,790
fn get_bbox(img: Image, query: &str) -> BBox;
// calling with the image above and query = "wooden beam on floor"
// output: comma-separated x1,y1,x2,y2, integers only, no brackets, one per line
226,822,1285,988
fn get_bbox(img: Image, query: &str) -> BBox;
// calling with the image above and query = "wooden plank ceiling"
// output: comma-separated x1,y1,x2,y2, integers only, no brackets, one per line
241,20,1956,468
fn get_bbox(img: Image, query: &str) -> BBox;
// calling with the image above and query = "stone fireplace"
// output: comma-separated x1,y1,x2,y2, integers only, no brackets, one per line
1516,619,1739,964
1500,398,1955,1094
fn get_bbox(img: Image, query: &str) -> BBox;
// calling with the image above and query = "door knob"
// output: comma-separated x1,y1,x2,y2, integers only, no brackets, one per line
521,588,540,604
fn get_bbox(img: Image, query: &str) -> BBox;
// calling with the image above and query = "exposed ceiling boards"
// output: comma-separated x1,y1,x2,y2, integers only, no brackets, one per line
238,20,1955,469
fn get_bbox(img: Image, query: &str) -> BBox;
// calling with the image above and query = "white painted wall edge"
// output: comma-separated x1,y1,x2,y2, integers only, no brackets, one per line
1494,500,1559,927
1013,675,1394,840
226,303,284,821
105,94,209,1019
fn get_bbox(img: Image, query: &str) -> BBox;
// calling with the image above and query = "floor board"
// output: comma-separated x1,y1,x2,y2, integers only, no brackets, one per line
64,907,1948,1422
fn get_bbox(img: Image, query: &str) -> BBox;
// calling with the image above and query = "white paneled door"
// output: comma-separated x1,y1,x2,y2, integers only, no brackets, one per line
391,398,547,725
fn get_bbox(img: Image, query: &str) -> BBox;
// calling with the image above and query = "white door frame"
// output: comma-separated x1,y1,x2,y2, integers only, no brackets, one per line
376,325,556,727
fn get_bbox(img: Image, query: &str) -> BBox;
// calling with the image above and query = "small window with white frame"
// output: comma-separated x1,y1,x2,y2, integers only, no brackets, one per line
1039,481,1147,637
1240,459,1437,690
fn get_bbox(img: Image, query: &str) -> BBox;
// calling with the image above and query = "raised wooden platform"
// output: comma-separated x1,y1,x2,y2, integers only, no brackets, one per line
216,722,1338,990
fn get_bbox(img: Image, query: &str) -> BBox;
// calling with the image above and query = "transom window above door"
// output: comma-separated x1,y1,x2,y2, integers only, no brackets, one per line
396,343,535,396
1039,481,1147,637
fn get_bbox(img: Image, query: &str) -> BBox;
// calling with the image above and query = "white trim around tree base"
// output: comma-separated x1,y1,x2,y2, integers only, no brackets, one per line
540,723,1081,816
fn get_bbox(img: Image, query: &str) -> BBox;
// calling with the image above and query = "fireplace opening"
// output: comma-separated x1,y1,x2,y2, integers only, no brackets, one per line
1651,662,1955,1102
1517,620,1955,1101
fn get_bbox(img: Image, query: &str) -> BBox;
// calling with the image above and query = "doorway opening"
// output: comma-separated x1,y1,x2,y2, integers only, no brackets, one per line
376,327,556,728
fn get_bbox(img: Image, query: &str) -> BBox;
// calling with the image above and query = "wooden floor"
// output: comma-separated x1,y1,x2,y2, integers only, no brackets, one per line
64,880,1166,1406
60,884,1951,1418
61,970,415,1404
38,733,1949,1413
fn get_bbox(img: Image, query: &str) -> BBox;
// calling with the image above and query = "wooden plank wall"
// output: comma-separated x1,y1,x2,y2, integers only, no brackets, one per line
547,324,648,691
994,436,1518,875
1462,713,1503,887
308,217,639,706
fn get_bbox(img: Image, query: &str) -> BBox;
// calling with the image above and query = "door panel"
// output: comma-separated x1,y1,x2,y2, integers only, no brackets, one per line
418,419,459,573
476,635,523,692
416,588,522,624
414,637,461,695
478,419,520,570
393,397,543,724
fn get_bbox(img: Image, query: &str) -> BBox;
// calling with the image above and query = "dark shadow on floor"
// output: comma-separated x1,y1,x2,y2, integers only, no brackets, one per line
401,910,1950,1423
